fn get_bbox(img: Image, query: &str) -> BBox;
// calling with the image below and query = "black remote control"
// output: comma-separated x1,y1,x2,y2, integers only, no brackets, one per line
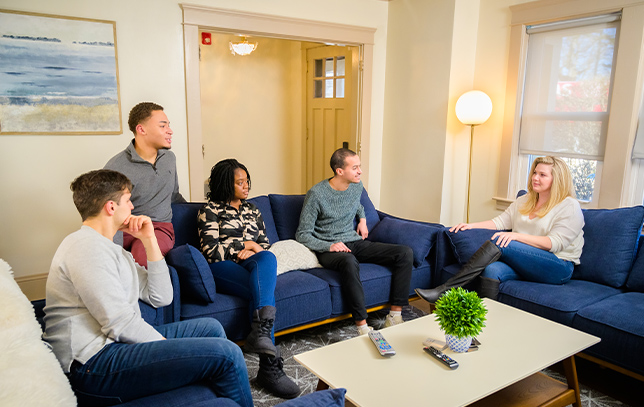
424,346,459,369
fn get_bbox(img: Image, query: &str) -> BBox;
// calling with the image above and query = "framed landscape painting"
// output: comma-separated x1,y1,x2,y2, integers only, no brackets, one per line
0,9,121,134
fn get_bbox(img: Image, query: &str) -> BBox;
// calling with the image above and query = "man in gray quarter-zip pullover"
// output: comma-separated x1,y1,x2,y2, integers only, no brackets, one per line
105,102,186,268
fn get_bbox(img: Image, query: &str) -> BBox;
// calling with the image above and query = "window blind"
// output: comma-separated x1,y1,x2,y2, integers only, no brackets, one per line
519,14,620,160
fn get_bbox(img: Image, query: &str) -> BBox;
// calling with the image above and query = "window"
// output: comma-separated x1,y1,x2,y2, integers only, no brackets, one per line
517,14,620,203
313,56,345,98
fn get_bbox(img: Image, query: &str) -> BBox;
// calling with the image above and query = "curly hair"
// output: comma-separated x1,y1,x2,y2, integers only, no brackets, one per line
128,102,164,134
206,159,251,203
71,169,132,221
520,156,576,218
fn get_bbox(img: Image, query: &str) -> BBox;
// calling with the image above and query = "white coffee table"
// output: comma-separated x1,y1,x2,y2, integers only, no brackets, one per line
294,299,599,407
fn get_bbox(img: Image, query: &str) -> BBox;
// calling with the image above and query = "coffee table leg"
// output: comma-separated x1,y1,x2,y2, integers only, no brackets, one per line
316,379,329,391
562,355,581,407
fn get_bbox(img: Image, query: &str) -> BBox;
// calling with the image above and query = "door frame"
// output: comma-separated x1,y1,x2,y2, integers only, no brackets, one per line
181,4,376,200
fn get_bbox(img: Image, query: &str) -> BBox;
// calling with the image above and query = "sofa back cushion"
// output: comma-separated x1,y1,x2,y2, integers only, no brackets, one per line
247,195,280,244
270,194,306,241
368,217,437,267
626,239,644,292
574,206,644,288
171,202,205,248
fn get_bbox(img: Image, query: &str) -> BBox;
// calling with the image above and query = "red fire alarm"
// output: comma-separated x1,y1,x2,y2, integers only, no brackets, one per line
202,32,211,45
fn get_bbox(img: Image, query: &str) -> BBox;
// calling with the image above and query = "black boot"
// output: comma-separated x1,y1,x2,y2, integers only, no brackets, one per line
415,240,501,303
244,306,277,356
256,346,301,399
478,277,500,300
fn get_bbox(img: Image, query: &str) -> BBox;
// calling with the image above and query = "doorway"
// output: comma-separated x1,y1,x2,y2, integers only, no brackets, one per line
181,5,376,201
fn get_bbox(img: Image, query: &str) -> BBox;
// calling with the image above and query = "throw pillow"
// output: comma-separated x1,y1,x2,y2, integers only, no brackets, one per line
165,244,216,303
367,216,437,267
574,206,644,288
446,228,500,264
274,388,346,407
269,240,322,274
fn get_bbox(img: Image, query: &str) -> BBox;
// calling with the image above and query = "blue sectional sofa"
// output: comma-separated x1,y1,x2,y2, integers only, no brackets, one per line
433,205,644,379
166,190,443,341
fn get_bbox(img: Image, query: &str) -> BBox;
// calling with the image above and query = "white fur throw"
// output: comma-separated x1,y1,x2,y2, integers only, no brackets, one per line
0,259,76,406
269,240,322,275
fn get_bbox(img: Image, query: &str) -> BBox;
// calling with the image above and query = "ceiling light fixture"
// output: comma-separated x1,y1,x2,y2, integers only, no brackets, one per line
229,37,258,56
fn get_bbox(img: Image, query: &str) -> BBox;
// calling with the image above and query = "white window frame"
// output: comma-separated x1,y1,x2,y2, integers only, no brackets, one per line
495,0,644,210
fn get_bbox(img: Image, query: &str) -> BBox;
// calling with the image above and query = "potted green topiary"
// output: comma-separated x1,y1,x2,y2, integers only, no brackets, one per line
433,287,488,352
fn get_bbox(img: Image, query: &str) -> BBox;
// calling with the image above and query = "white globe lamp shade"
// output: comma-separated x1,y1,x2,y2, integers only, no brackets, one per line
455,90,493,125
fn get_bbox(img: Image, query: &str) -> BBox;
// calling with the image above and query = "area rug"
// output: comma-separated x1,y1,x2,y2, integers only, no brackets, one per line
243,306,630,407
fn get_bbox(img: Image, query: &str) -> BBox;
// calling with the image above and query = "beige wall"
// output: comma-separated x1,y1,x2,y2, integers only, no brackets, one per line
380,0,455,223
0,0,389,299
199,33,303,197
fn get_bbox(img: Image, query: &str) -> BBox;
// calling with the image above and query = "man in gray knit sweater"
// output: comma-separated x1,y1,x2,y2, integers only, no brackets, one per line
296,148,413,335
105,102,186,268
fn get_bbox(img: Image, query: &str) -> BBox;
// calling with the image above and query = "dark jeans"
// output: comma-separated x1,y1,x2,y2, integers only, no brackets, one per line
68,318,253,407
316,239,413,321
481,240,575,284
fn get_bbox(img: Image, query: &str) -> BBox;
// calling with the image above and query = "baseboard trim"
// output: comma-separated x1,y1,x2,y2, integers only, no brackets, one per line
15,273,47,301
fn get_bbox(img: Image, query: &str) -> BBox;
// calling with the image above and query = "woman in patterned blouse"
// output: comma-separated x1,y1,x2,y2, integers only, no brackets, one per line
197,159,300,400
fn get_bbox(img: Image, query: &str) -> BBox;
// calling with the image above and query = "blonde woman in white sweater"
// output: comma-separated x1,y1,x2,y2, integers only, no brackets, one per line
416,156,584,302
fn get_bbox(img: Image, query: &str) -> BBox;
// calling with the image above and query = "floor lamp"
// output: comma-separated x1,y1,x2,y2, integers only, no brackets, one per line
455,90,493,223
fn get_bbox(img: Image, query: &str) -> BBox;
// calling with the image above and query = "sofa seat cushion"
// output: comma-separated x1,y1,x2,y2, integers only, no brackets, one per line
307,264,399,317
499,279,622,326
410,261,433,293
574,206,644,288
181,272,332,340
572,292,644,376
367,217,436,267
181,294,249,341
273,271,332,331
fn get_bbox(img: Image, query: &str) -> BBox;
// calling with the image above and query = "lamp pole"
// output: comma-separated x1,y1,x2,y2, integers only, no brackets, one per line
467,124,475,223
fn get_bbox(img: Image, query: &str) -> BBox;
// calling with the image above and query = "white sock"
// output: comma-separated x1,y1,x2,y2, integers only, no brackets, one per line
389,310,402,317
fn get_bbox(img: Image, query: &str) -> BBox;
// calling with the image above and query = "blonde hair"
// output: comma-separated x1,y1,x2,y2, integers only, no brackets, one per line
519,156,576,218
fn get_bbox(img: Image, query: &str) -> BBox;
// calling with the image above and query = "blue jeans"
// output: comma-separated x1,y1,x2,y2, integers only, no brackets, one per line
209,250,277,339
68,318,253,407
481,240,574,284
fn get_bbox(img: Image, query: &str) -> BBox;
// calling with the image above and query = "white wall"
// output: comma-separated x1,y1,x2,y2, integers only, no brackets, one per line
0,0,389,299
200,33,303,197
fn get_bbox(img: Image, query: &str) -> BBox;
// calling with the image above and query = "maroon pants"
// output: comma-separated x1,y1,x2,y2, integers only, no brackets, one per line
123,221,175,268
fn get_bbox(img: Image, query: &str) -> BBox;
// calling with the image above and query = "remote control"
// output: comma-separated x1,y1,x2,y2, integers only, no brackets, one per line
368,330,396,357
424,346,459,369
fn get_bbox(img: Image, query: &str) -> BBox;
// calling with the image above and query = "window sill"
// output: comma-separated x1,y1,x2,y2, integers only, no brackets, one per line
493,196,514,211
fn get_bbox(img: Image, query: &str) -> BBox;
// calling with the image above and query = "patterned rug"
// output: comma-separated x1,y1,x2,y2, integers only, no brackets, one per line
243,306,632,407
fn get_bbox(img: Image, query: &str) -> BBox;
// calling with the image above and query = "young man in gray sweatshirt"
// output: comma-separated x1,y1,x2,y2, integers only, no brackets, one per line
296,148,413,335
105,102,185,267
44,169,252,406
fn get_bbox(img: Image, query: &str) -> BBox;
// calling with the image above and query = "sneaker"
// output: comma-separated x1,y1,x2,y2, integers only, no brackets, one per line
384,314,404,327
357,324,373,335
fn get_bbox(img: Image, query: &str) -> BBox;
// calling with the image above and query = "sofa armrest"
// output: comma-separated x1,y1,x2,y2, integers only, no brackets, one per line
139,265,182,326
